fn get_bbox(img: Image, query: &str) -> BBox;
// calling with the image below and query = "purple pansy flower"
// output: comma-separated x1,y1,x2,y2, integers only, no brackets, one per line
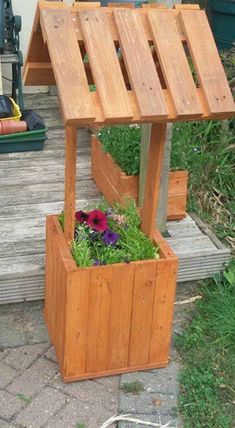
103,230,119,246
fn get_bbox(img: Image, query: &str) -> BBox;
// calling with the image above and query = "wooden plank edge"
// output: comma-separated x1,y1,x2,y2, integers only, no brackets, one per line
189,212,232,252
61,359,168,382
48,215,77,272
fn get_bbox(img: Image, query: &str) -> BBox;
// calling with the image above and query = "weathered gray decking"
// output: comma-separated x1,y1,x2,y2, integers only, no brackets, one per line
0,93,230,304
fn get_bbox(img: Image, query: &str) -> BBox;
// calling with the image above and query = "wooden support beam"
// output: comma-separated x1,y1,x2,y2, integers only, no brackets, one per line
141,123,167,239
64,126,77,243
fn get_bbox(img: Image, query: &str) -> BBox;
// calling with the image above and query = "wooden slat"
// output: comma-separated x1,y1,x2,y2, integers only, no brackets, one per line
64,126,77,243
147,10,203,118
113,9,168,120
86,267,112,373
64,270,90,377
71,8,186,44
141,123,166,239
108,3,134,7
180,10,235,116
174,4,200,9
78,9,133,121
129,261,157,367
107,264,135,370
40,8,95,125
149,259,178,364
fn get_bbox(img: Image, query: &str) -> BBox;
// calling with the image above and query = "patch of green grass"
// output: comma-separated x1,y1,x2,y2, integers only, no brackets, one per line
175,262,235,428
171,120,235,245
98,125,141,176
16,393,32,404
75,423,86,428
120,380,144,395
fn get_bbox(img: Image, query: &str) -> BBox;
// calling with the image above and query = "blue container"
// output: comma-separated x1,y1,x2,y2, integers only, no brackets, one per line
208,0,235,50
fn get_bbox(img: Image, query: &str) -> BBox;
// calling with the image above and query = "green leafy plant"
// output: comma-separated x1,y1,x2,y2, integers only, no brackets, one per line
66,199,159,268
98,125,141,176
120,380,144,395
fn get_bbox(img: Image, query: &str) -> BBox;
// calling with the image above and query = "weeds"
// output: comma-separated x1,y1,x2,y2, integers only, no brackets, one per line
120,380,144,395
171,120,235,248
175,262,235,428
16,393,32,404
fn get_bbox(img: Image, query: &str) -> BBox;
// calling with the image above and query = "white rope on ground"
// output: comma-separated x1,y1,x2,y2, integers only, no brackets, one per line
100,414,177,428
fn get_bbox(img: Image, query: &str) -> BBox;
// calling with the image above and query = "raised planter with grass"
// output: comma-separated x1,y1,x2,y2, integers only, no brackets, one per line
91,134,188,220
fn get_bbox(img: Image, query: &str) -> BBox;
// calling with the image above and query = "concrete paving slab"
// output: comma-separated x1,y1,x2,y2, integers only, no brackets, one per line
45,397,115,428
7,356,58,397
15,386,67,428
3,343,49,371
0,361,18,388
0,301,48,348
0,389,24,420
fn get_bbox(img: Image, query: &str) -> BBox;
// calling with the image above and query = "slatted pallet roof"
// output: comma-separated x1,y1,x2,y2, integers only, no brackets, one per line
24,1,235,127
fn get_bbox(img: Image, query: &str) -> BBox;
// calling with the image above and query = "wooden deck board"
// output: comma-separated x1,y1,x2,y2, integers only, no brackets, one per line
0,93,230,304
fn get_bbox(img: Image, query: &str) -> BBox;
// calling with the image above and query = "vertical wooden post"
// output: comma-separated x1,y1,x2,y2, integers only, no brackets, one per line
156,124,173,232
141,123,167,240
64,126,77,243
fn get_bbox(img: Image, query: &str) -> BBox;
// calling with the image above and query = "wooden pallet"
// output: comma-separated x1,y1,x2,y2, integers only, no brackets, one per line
24,2,235,127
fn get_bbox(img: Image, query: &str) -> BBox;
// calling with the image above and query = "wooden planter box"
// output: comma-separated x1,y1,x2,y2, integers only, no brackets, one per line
91,136,188,220
45,215,178,382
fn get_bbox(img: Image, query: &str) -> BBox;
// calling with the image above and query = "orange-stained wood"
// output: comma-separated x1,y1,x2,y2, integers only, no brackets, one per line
129,261,157,366
141,123,166,239
107,264,135,370
64,126,77,243
147,9,203,119
44,215,178,382
113,8,168,120
40,7,95,125
91,137,188,220
180,10,235,116
86,267,112,373
64,270,90,377
78,8,133,121
149,258,178,363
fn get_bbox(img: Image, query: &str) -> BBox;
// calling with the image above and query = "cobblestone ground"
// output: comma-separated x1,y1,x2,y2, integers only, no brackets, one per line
0,283,196,428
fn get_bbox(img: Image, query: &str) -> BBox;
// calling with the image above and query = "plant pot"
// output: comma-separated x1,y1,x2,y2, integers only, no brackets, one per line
0,120,27,135
45,215,178,382
91,136,188,221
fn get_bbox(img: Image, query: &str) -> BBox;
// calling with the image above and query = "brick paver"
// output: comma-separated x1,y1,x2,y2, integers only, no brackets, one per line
0,361,18,388
15,386,67,428
0,297,189,428
45,397,115,428
51,377,119,413
0,419,17,428
3,343,49,371
7,356,58,397
0,389,24,420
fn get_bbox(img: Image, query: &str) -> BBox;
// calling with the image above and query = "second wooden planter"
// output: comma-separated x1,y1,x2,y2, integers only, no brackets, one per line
91,136,188,221
45,215,178,382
